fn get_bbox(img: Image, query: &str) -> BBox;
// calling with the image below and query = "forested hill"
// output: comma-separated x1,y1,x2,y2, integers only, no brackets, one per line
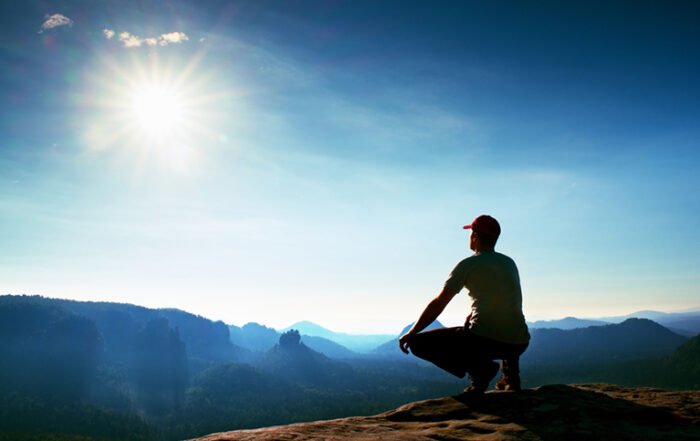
1,295,238,366
523,318,688,366
0,295,466,441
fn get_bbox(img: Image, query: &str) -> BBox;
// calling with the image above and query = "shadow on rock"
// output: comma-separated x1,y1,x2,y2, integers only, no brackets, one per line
384,384,696,441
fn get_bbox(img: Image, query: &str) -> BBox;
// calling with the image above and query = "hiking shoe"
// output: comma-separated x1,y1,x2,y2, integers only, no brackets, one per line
464,361,499,395
495,375,521,391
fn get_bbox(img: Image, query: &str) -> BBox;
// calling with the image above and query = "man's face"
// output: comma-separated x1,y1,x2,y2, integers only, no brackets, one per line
469,231,478,251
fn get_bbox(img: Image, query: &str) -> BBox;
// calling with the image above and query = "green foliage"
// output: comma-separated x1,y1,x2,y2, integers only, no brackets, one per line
0,393,155,441
523,319,689,367
0,299,103,401
520,332,700,390
164,360,464,440
660,332,700,389
129,318,188,416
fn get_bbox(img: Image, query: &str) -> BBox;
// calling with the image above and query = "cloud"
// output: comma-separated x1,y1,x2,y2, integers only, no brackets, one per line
106,29,190,48
159,31,189,45
118,31,142,48
39,13,73,33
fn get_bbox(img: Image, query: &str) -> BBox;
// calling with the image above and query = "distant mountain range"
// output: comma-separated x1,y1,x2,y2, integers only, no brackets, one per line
229,322,369,358
228,322,280,352
250,329,356,388
280,321,395,353
2,294,698,441
528,317,609,330
528,310,700,336
522,318,689,367
599,310,700,336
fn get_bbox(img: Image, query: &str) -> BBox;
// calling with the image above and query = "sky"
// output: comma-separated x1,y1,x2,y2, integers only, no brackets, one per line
1,1,698,334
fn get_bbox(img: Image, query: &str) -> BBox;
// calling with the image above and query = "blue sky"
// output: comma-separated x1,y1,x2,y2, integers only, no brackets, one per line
1,1,698,333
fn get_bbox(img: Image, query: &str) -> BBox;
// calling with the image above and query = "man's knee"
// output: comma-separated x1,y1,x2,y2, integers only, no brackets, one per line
409,332,431,357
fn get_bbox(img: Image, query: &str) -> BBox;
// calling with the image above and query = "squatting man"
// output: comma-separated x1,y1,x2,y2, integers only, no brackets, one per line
399,215,530,394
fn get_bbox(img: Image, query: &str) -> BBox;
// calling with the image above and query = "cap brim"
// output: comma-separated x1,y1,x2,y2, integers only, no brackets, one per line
462,225,472,230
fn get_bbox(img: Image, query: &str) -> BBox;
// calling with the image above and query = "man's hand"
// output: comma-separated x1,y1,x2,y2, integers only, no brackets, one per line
399,287,457,355
398,332,414,354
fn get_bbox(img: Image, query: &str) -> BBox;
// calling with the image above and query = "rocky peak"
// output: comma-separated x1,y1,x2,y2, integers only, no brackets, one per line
279,329,302,349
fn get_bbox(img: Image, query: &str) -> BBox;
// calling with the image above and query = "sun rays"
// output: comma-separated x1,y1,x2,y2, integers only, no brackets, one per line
81,49,228,175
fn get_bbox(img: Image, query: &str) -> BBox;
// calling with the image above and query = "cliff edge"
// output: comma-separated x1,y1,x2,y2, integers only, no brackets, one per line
188,384,699,441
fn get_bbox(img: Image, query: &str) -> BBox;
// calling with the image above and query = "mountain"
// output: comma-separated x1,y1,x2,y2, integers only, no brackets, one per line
300,335,358,359
280,321,394,353
520,330,700,390
5,294,699,441
661,332,700,389
397,320,446,336
158,308,236,362
663,317,700,337
0,295,190,417
229,322,280,352
6,295,240,367
0,297,102,401
187,384,700,441
525,309,700,335
598,310,700,336
251,330,356,388
523,318,688,367
229,322,359,359
528,316,608,329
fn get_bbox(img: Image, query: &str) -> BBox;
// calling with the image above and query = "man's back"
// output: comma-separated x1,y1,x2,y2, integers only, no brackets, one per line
445,251,530,345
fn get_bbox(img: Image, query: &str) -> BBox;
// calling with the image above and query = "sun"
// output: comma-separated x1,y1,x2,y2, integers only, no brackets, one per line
82,53,227,174
130,84,186,134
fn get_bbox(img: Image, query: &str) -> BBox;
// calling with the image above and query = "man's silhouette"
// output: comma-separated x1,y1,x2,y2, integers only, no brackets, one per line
399,215,530,394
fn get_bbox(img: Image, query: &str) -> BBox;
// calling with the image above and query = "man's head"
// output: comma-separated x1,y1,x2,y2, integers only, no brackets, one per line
463,215,500,251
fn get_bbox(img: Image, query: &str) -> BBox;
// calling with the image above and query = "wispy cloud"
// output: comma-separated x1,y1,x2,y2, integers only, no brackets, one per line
103,29,190,48
39,13,73,33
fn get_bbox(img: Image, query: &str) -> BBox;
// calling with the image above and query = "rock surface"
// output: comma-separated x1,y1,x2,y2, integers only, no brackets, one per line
189,384,700,441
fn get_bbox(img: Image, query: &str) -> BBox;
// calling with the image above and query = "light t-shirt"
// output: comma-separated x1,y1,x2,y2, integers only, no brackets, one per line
444,251,530,345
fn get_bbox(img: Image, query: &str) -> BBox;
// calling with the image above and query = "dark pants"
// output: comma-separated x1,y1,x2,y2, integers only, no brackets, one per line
410,326,528,380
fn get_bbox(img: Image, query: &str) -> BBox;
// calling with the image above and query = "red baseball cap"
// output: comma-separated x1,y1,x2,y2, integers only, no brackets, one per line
463,215,501,237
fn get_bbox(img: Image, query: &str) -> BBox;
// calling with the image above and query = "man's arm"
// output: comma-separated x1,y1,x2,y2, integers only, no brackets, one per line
398,286,457,354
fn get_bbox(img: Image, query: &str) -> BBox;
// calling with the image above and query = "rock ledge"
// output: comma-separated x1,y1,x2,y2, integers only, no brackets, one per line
189,384,700,441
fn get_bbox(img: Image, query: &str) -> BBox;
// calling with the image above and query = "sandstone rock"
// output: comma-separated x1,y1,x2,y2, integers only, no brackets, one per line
188,384,700,441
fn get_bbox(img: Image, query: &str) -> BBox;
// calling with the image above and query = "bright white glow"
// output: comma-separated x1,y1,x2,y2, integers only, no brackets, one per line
131,85,185,134
82,53,230,174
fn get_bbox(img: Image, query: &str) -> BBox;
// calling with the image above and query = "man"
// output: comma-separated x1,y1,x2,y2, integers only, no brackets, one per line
399,215,530,394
